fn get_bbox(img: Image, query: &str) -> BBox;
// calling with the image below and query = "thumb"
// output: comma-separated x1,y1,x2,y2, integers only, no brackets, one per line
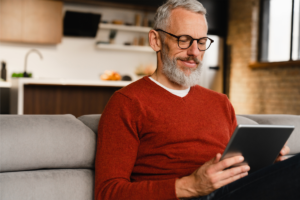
213,153,222,164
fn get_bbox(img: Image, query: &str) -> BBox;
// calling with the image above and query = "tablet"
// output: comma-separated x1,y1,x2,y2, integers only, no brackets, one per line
220,125,294,173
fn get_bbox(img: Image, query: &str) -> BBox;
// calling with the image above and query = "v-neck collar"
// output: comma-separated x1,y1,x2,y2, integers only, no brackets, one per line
143,76,195,102
148,77,190,97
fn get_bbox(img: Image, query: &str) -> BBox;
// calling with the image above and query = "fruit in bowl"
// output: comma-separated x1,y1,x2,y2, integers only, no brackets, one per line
135,64,156,76
100,70,121,81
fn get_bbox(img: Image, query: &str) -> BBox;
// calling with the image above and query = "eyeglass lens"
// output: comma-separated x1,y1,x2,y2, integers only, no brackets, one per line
178,35,211,50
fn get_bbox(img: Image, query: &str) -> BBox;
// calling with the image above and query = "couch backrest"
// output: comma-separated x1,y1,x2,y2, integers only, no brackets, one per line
236,116,258,125
0,115,96,173
80,114,300,155
77,114,101,135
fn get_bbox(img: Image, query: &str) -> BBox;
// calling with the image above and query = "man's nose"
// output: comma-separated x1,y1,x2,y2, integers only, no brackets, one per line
187,40,200,57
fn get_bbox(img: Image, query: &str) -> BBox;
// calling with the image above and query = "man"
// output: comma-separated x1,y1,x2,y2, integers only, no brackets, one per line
95,0,299,199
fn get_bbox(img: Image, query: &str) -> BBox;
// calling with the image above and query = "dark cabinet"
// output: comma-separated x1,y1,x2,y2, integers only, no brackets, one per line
63,0,228,36
23,85,121,117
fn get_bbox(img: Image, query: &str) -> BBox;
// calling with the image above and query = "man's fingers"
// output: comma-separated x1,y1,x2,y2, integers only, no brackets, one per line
205,153,221,166
280,145,290,156
276,145,290,163
213,165,250,183
213,153,222,164
208,156,244,173
214,172,248,189
275,156,287,162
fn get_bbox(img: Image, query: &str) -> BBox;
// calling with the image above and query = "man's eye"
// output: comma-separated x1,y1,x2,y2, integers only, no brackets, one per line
199,39,207,44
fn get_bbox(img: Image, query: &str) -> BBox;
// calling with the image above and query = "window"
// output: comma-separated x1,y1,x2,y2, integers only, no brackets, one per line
260,0,300,62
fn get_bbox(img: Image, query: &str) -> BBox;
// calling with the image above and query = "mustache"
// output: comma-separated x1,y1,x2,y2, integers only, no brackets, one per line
176,56,200,65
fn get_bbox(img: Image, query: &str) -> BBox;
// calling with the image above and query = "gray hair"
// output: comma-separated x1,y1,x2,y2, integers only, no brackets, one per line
153,0,207,30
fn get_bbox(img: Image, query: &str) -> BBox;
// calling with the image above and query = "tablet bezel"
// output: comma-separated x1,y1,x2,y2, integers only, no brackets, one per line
220,124,294,173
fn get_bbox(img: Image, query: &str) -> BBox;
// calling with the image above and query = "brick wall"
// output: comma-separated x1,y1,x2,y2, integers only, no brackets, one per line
227,0,300,114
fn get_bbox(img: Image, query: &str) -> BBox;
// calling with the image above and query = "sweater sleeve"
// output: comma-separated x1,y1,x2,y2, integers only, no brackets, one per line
225,95,238,135
94,92,178,200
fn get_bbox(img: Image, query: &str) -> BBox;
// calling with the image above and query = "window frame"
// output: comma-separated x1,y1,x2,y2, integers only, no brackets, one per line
257,0,300,64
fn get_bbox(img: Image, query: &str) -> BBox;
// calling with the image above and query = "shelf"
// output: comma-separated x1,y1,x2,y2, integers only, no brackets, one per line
0,81,11,88
99,23,152,33
96,44,154,52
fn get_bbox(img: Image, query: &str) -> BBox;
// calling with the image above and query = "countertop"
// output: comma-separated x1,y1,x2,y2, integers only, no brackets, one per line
0,81,11,88
10,78,134,87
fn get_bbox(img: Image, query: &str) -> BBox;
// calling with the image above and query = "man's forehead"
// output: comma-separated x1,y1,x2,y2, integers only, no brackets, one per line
167,7,208,36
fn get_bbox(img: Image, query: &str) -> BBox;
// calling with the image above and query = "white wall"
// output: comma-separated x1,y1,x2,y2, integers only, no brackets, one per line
200,35,223,93
0,3,156,81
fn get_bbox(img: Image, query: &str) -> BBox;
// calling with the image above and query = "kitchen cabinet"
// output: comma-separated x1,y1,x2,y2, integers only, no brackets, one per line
10,78,131,117
23,84,121,117
62,0,159,11
0,0,22,42
0,0,63,44
63,0,228,36
0,82,10,114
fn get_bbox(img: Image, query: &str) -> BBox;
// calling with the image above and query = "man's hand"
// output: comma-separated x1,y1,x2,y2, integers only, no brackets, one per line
175,153,250,198
275,145,290,162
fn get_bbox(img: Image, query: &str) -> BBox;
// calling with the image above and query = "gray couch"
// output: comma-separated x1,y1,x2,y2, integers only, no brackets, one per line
0,114,299,200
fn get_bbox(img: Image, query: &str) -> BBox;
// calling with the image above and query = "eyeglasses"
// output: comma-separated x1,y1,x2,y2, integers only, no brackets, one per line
155,29,214,51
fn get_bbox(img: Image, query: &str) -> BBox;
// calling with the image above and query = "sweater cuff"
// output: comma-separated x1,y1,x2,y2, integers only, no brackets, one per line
155,178,179,200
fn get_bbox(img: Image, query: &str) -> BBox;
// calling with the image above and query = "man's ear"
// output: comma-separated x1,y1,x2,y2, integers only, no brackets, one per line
149,30,162,52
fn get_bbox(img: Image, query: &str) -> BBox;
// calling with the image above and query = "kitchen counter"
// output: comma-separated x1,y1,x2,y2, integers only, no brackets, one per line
12,78,133,87
0,81,11,88
10,78,134,115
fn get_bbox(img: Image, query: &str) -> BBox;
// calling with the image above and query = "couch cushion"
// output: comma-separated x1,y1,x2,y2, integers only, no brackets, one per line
78,114,101,135
0,115,96,172
0,169,94,200
240,115,300,155
236,115,259,125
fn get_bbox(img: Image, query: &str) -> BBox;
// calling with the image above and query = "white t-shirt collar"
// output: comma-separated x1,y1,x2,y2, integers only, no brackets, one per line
149,77,190,98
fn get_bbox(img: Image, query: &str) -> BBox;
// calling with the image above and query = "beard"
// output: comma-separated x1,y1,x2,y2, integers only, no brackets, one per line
161,45,202,88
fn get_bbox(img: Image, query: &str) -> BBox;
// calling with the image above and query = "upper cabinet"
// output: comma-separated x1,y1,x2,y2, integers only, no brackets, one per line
0,0,63,44
62,0,229,36
0,0,23,42
22,0,63,44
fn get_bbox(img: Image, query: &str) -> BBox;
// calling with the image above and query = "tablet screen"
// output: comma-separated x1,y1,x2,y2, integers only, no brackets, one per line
220,125,294,173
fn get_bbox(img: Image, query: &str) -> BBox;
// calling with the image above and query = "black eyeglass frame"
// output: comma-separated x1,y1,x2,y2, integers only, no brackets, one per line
155,29,214,51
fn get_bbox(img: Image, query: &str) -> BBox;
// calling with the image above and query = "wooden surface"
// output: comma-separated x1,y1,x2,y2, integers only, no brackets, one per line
23,85,122,117
23,0,63,44
0,0,62,44
249,60,300,68
0,0,23,41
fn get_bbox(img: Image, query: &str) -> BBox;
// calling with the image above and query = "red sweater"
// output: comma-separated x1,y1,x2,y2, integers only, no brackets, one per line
95,76,237,200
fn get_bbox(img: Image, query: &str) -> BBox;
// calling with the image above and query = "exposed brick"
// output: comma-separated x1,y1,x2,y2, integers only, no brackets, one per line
227,0,300,115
